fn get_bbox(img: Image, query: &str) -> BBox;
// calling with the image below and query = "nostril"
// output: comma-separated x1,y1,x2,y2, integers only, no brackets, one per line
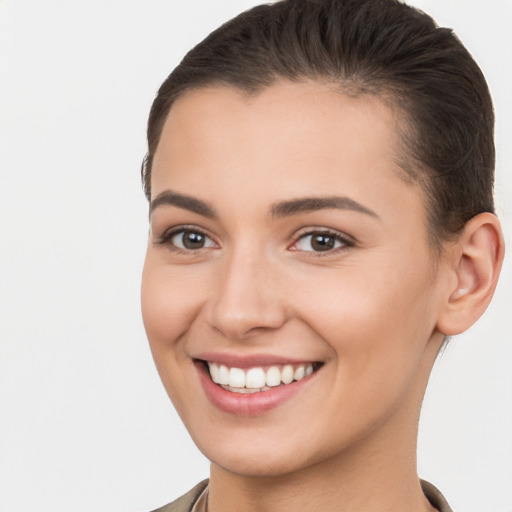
207,306,288,341
206,263,288,339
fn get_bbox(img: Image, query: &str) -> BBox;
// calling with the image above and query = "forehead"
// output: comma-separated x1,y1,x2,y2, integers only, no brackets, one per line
156,81,401,167
151,81,426,227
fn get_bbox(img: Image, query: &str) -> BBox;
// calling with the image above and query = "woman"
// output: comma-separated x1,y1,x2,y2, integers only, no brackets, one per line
140,0,504,511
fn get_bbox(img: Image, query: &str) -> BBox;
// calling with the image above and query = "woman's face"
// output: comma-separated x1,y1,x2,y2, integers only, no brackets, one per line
142,82,447,477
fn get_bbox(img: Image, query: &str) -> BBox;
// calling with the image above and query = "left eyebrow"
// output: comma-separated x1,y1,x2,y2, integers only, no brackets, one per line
270,196,379,219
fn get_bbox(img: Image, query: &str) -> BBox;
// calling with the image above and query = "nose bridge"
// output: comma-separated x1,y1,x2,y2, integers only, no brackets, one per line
208,241,286,339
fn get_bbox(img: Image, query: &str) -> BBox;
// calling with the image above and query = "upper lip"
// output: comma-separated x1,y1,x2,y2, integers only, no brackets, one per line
194,352,321,369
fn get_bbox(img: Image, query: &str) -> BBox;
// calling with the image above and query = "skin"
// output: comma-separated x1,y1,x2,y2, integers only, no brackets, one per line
141,81,503,512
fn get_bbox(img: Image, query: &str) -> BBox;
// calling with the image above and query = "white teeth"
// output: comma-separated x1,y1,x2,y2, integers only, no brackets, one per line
218,364,230,385
246,367,266,388
281,364,294,384
229,367,246,388
294,366,305,381
209,362,219,382
266,366,282,387
207,361,318,391
222,386,266,394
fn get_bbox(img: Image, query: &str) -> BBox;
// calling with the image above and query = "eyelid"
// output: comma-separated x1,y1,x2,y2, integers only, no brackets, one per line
288,227,355,254
154,224,219,250
153,224,354,256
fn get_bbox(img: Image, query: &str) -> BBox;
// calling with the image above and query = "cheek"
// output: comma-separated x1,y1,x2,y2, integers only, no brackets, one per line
142,253,203,339
141,255,207,409
140,254,209,376
295,259,437,381
293,268,438,443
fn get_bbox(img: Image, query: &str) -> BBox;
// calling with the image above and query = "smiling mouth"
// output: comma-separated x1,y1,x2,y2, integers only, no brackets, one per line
203,361,323,394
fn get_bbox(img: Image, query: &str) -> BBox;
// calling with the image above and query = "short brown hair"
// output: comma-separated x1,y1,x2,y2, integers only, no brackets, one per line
142,0,495,246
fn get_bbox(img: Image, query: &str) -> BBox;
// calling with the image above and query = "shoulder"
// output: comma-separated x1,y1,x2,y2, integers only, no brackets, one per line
150,480,209,512
149,479,451,512
421,480,454,512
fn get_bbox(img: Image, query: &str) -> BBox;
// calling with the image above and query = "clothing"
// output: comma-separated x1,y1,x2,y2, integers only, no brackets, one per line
151,480,208,512
150,478,453,512
420,480,454,512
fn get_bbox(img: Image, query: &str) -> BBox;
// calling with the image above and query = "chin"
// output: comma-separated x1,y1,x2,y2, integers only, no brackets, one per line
190,424,343,480
209,450,309,479
184,423,293,476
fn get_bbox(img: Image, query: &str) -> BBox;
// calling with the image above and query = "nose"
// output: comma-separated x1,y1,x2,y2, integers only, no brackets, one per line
207,247,288,340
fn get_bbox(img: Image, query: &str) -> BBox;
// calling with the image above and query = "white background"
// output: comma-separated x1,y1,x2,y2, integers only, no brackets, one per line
0,1,510,511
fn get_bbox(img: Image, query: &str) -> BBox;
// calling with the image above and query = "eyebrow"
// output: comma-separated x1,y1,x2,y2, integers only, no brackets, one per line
150,190,379,221
150,190,217,218
270,196,379,219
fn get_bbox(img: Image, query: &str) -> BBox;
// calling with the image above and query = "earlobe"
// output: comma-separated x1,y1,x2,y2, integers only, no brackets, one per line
437,212,505,336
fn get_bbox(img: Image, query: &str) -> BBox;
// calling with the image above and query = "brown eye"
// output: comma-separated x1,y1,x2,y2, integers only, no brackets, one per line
294,231,348,253
310,234,336,251
171,230,215,250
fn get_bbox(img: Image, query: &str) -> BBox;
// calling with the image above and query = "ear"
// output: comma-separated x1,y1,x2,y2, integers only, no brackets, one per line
436,212,505,336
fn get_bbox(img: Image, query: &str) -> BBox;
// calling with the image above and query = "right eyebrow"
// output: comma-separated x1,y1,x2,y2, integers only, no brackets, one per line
150,190,217,219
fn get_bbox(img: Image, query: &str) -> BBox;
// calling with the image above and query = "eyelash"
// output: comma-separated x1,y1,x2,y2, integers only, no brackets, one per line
289,228,355,256
155,226,354,256
155,226,217,255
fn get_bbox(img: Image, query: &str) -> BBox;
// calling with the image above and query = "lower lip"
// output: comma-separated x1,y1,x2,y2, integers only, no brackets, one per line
196,363,317,416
